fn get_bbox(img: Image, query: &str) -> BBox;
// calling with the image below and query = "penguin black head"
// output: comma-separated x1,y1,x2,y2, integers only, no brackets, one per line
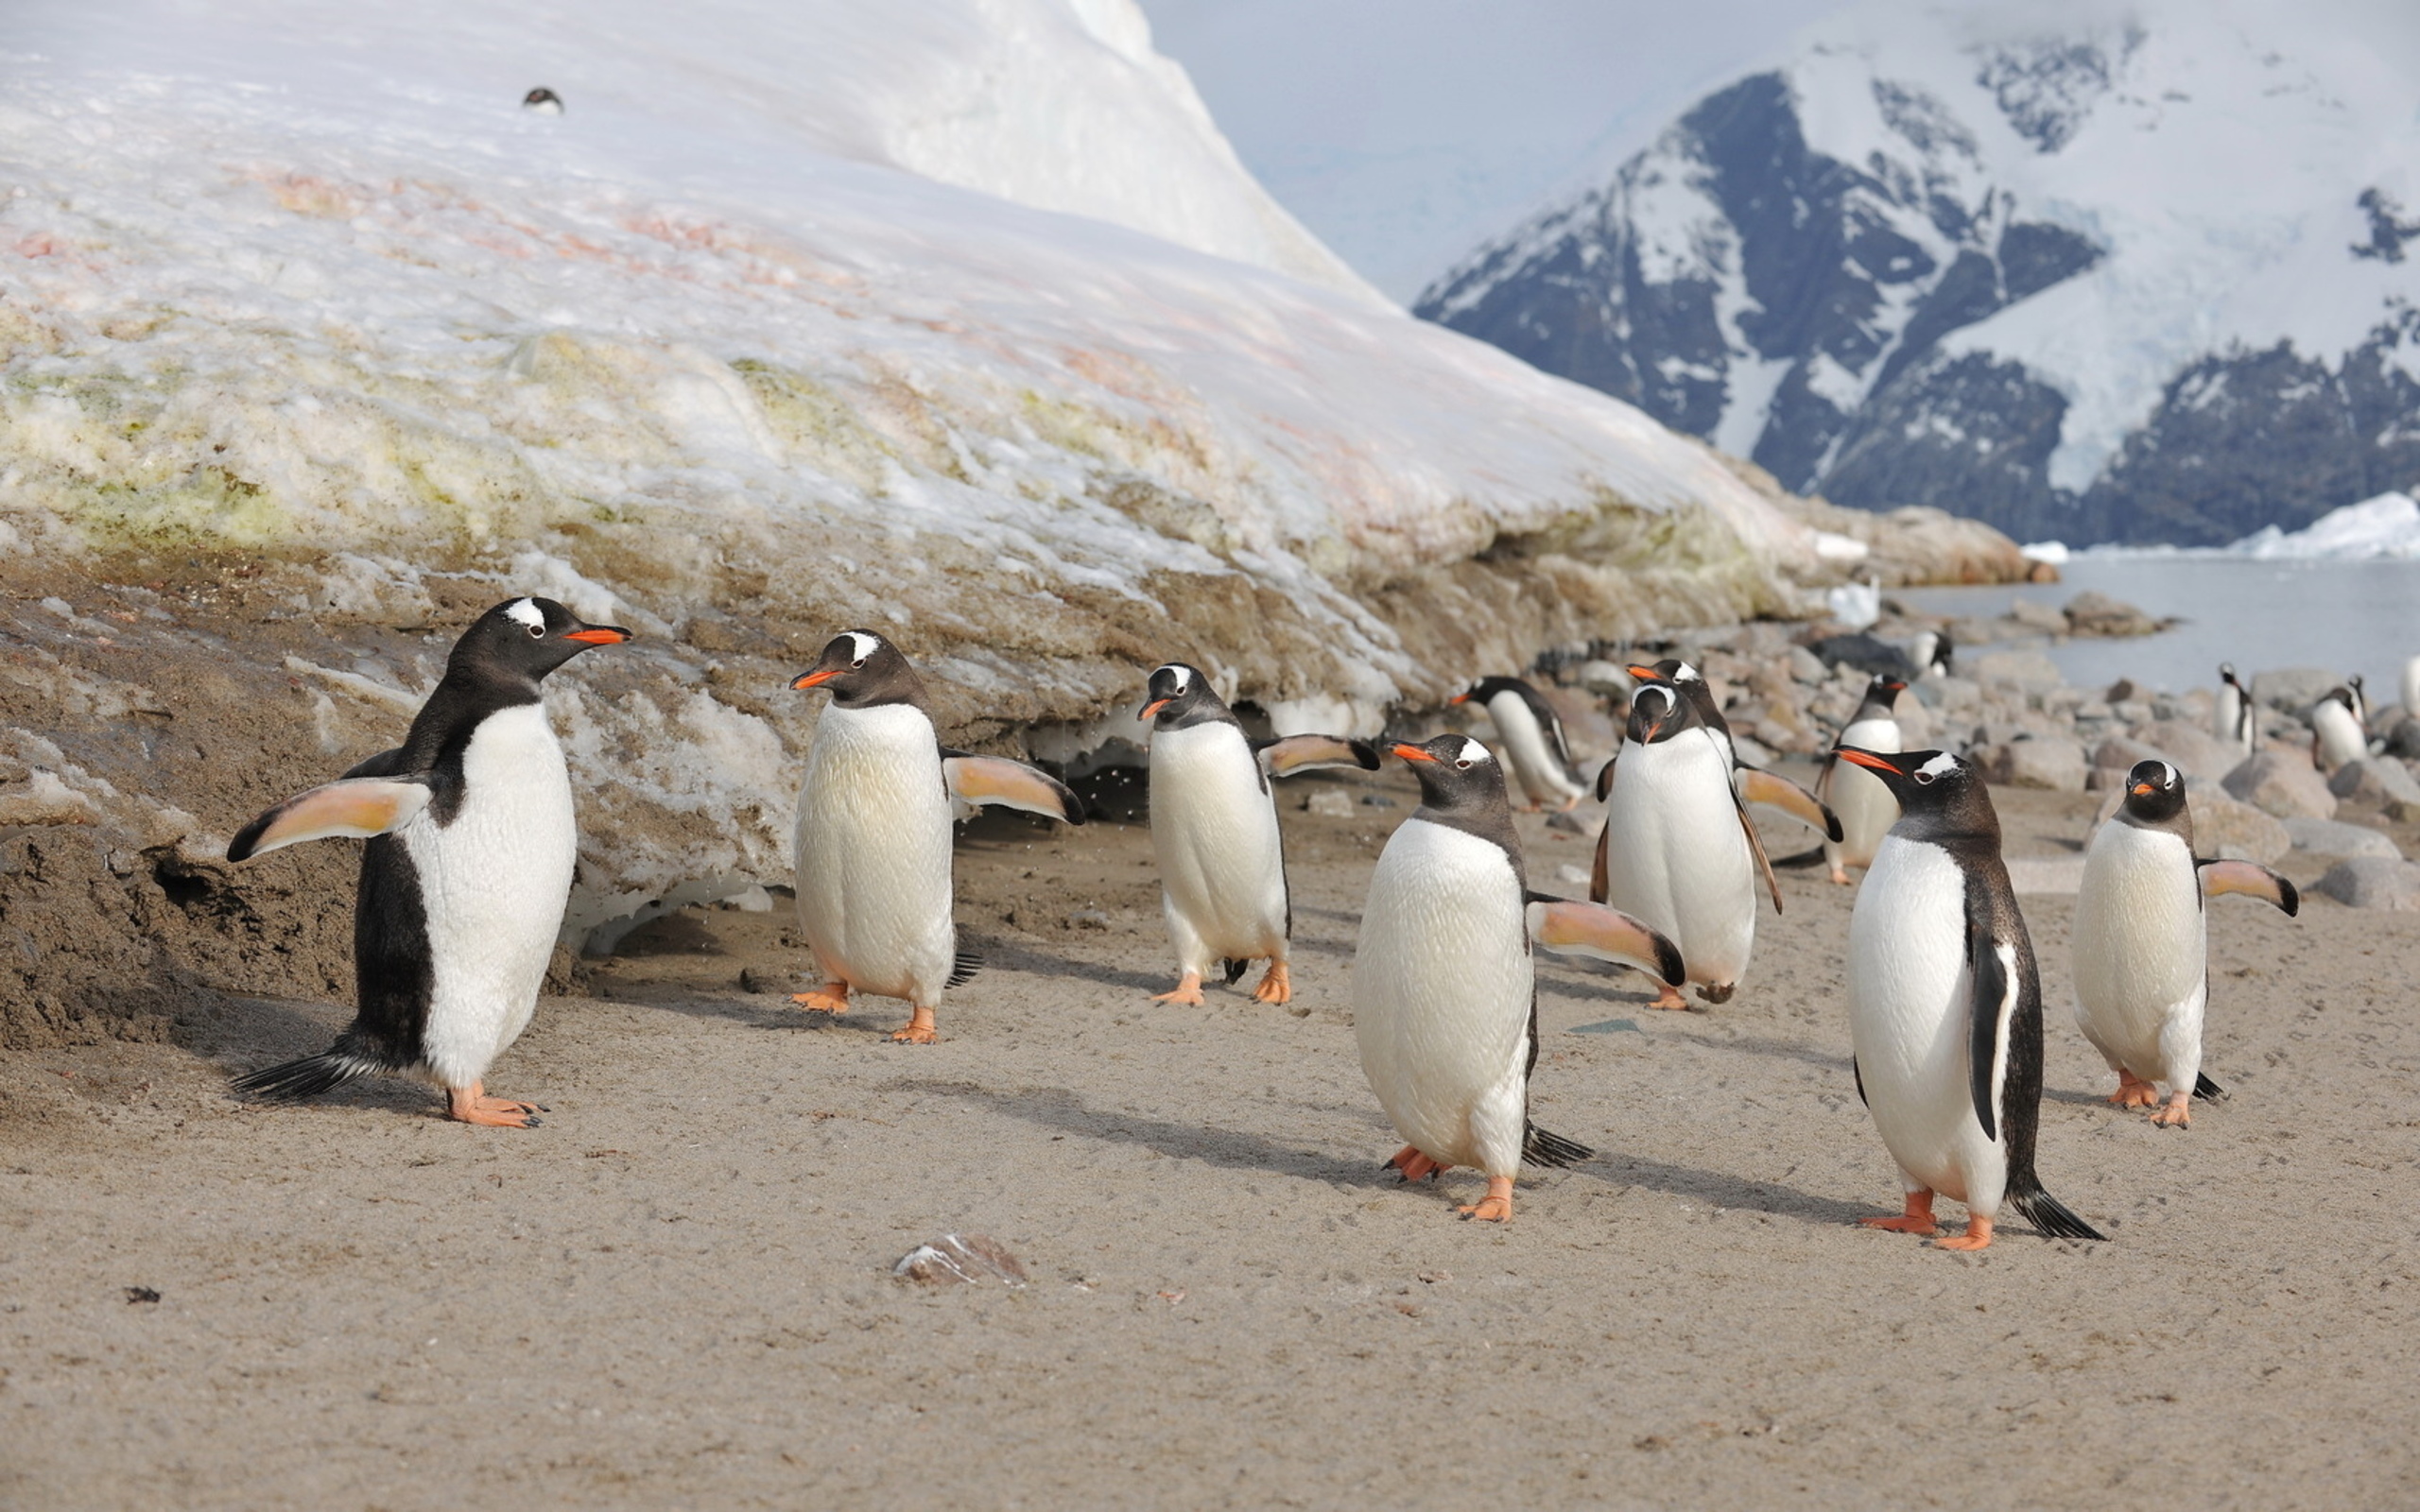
1928,627,1955,676
789,629,929,710
523,87,564,114
1449,676,1534,708
450,596,630,694
2323,685,2357,713
1139,662,1233,730
1393,732,1513,818
1624,679,1702,745
1858,673,1910,716
1623,657,1695,686
1835,747,2001,843
2219,662,2242,688
2118,758,2188,828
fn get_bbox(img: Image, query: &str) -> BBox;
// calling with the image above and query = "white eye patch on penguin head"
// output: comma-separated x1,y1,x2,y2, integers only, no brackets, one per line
503,597,544,635
1911,751,1962,785
1453,737,1492,770
844,630,880,667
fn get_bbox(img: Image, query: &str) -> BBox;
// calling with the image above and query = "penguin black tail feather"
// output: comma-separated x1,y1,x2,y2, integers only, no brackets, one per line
946,951,983,989
230,1042,387,1102
1220,957,1250,986
2008,1185,2106,1243
2193,1072,2227,1101
1771,843,1828,869
1521,1124,1594,1169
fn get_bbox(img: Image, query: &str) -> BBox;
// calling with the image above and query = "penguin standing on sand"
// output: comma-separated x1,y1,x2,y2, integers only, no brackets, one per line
1621,658,1839,838
1354,735,1683,1223
2312,686,2368,770
2216,663,2255,754
1835,747,2105,1249
227,597,631,1126
1816,674,1908,885
1593,676,1772,1010
2074,760,2299,1127
1450,676,1588,810
786,630,1084,1043
1138,662,1376,1005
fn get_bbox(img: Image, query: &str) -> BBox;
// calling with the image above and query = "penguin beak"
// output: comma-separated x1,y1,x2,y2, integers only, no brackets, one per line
791,668,840,690
1447,692,1471,705
2131,781,2156,797
1624,664,1655,682
1391,743,1437,764
1138,697,1172,722
564,626,630,644
1838,748,1903,777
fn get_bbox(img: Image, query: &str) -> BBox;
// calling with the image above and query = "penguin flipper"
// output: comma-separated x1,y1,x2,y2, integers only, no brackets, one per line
940,754,1086,826
1587,819,1610,903
1526,898,1685,986
1256,734,1381,776
1725,780,1786,915
1507,680,1577,771
2197,858,2300,916
1737,766,1842,842
341,747,409,779
1965,916,2020,1144
1593,754,1616,803
228,777,434,862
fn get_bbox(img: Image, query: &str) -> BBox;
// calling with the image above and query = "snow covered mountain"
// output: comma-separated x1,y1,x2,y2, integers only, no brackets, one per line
1419,0,2420,547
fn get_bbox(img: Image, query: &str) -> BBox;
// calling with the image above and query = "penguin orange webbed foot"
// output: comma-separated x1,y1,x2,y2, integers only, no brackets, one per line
1858,1190,1937,1236
791,986,850,1015
889,1006,940,1045
1387,1145,1452,1182
1648,983,1691,1012
1456,1177,1514,1223
1250,961,1291,1005
1931,1217,1993,1251
2149,1093,2192,1128
447,1083,544,1129
2110,1071,2158,1108
1827,867,1852,885
1151,972,1205,1006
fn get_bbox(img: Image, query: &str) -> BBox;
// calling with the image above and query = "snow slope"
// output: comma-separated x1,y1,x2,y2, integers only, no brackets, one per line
0,0,1811,931
1421,0,2420,547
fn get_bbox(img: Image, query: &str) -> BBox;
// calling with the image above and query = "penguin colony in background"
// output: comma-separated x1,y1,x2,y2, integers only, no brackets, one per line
226,607,2337,1251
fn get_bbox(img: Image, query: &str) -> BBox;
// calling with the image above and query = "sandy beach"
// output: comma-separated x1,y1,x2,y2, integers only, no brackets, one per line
5,765,2415,1509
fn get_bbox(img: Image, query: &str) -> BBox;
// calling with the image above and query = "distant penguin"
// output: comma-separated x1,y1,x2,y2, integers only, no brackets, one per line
2402,655,2420,727
1139,662,1375,1005
1449,676,1587,810
2312,687,2367,770
523,87,563,114
1835,747,2105,1249
787,630,1084,1042
1593,677,1773,1010
1353,734,1683,1223
227,597,631,1126
1817,674,1908,885
2347,673,2370,729
2073,760,2298,1127
2216,663,2255,753
1908,627,1954,679
1621,658,1839,840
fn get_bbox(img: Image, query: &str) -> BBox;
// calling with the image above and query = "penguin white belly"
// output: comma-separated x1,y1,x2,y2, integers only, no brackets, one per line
2403,656,2420,727
2072,821,2206,1091
1150,723,1288,965
2314,701,2366,768
1826,715,1902,871
2216,685,2249,749
793,704,955,1004
1848,836,2000,1208
1353,820,1532,1177
1486,693,1582,808
411,704,577,1089
1601,734,1754,986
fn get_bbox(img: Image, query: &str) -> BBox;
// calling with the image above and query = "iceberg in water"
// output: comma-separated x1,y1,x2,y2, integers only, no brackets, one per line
2229,493,2420,560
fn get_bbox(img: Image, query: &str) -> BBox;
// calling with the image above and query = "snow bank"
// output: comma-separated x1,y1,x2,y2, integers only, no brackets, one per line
2230,492,2420,560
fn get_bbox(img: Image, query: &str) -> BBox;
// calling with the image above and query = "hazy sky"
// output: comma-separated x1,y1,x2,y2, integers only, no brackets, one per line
1134,0,1846,301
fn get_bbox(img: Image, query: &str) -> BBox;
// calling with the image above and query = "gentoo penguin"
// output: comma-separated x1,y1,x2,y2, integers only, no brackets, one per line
2073,760,2299,1127
1449,676,1587,810
2347,673,2370,728
787,630,1083,1042
2216,663,2256,754
2312,686,2367,770
1354,734,1683,1223
1620,659,1839,840
227,596,631,1126
1816,675,1908,885
1835,747,2105,1249
1908,627,1954,679
1138,662,1376,1005
522,87,563,114
1593,677,1771,1010
2402,655,2420,728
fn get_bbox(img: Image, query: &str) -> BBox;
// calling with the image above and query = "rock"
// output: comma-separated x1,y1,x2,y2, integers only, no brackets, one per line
2092,736,2167,774
737,966,788,994
1066,906,1113,930
2251,666,2343,712
0,770,99,827
892,1233,1028,1287
1359,793,1396,808
1302,788,1356,817
2187,791,2290,865
2387,718,2420,760
2328,757,2420,808
2008,597,2067,634
1910,674,1980,713
2104,678,2147,704
1544,807,1592,834
1972,650,2065,693
2063,590,2160,637
2283,816,2401,860
1731,731,1779,767
1787,646,1828,684
2314,856,2420,911
1573,660,1634,695
2221,749,2336,819
1980,736,2086,792
2134,720,2240,784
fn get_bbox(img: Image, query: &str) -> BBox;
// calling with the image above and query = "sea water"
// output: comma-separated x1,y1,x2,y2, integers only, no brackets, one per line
1895,556,2420,702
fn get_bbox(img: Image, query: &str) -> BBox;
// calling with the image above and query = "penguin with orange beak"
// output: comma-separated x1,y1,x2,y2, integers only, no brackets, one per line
1836,746,2103,1249
227,596,630,1126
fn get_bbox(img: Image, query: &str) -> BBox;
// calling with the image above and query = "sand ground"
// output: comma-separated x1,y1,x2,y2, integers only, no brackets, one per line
3,766,2416,1509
